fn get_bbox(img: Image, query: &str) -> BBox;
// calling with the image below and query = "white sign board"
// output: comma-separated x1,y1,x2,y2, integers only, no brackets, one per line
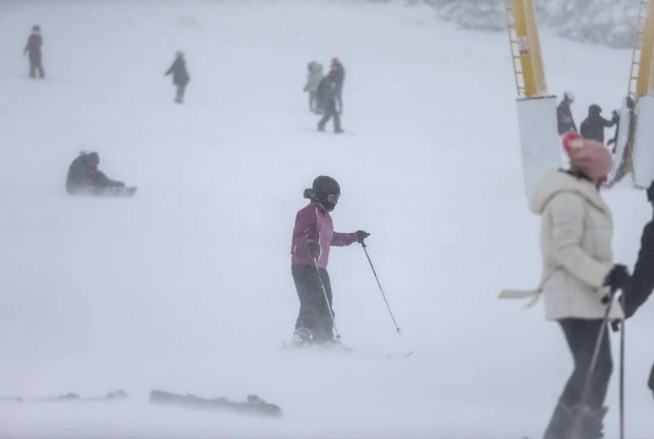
516,96,563,194
632,95,654,189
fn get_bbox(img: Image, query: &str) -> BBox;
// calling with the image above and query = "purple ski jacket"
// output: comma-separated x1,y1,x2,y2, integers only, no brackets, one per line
291,201,358,268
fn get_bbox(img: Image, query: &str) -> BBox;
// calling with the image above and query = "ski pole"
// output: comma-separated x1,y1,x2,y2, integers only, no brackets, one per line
360,241,401,335
619,295,625,439
311,257,341,339
570,286,618,439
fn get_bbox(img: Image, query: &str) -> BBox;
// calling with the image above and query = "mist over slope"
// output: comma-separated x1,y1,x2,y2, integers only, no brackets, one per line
0,1,652,438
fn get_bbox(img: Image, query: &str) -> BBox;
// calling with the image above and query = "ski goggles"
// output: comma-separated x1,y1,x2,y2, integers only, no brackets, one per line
327,194,340,204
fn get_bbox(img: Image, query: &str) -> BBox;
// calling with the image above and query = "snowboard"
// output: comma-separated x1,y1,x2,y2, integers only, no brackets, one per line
69,186,137,198
0,390,128,403
149,389,282,418
281,341,412,359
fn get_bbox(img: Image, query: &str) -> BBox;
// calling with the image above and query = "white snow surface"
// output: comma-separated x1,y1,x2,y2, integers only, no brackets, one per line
0,1,653,438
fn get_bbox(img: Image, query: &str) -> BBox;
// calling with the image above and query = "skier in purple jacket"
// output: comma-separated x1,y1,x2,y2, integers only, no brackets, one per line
290,176,369,346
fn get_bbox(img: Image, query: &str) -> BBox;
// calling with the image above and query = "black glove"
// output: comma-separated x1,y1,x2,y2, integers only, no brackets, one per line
603,264,631,292
305,241,320,258
355,230,370,243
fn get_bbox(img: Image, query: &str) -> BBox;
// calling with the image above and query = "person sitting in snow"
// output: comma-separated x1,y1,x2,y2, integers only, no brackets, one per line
304,61,324,114
290,176,369,347
580,104,618,144
66,151,125,195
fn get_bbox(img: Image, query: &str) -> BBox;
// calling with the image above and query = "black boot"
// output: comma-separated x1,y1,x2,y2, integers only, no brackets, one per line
570,406,607,439
543,400,576,439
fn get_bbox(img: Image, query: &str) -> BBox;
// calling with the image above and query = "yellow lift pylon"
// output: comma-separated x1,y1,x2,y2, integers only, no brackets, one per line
505,0,547,98
631,0,654,98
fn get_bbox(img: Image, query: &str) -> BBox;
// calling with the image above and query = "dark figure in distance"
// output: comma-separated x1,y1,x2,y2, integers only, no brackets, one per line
316,75,343,134
580,104,618,144
557,91,577,135
329,57,345,114
24,25,44,79
66,152,125,195
165,51,190,104
290,176,369,346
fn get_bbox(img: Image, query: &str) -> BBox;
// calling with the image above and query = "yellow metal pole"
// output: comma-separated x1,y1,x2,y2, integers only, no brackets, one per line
513,0,547,97
638,1,654,95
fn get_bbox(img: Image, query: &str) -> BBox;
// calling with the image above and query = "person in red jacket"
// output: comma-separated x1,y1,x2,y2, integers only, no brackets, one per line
290,176,369,346
24,25,44,79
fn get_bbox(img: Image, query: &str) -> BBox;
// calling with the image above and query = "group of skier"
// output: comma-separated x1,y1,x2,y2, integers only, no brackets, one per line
504,129,654,439
556,91,619,145
22,25,189,104
303,58,346,134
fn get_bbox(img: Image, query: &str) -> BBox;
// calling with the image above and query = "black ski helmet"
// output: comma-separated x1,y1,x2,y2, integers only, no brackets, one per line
312,176,340,211
647,180,654,202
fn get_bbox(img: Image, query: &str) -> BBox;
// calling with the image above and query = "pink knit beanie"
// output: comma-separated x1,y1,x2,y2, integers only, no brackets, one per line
562,132,613,181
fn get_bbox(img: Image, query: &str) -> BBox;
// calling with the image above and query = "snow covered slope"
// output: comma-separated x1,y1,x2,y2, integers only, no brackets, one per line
0,1,652,437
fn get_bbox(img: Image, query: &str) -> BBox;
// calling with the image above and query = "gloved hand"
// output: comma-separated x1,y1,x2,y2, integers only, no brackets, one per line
603,264,631,292
305,241,320,258
355,230,370,243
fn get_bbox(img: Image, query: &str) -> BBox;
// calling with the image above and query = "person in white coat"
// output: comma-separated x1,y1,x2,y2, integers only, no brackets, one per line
303,61,324,114
529,132,631,439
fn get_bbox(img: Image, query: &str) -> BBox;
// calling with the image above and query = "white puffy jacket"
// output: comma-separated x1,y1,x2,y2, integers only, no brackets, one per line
528,169,623,320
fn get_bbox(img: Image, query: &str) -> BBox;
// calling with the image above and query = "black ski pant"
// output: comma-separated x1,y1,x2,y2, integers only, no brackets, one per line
334,83,343,114
29,52,44,78
292,264,333,343
557,318,613,410
175,84,186,103
318,101,341,132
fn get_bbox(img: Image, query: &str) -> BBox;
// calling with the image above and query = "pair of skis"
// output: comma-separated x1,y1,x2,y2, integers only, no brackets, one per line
0,390,128,403
0,389,281,418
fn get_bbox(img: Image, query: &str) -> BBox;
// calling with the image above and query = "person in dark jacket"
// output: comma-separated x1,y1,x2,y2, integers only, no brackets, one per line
66,152,125,195
557,91,577,135
622,181,654,397
329,57,345,114
165,51,190,104
580,104,618,144
24,25,44,79
290,176,369,347
316,75,343,134
624,181,654,318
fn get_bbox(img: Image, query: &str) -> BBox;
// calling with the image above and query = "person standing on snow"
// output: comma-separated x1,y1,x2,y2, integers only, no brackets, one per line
24,25,45,79
290,176,369,346
304,61,324,114
527,132,631,439
329,57,345,114
557,91,577,135
316,75,343,134
165,51,190,104
580,104,618,144
618,181,654,397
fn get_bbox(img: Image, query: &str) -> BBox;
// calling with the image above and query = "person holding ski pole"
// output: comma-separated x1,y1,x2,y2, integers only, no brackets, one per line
527,132,631,439
289,176,369,347
619,180,654,398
